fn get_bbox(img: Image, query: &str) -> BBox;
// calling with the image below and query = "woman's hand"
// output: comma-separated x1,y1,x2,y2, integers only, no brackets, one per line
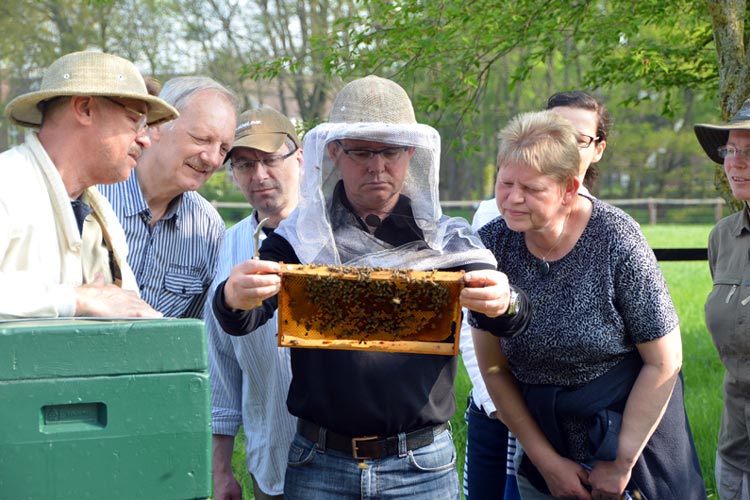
588,459,631,500
460,269,511,317
536,454,593,500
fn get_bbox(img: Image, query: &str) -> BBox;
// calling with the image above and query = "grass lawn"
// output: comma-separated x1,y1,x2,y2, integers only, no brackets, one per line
230,224,723,499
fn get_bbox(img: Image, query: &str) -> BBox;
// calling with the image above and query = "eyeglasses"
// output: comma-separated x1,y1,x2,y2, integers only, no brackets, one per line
101,96,148,133
577,133,599,149
229,147,297,171
334,140,409,164
718,146,750,161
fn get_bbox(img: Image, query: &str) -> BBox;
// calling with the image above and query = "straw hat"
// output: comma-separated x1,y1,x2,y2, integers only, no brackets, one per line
5,51,178,128
329,75,416,124
230,107,300,155
694,98,750,165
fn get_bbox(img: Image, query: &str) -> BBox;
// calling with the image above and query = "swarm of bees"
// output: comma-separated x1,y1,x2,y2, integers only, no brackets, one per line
278,264,463,344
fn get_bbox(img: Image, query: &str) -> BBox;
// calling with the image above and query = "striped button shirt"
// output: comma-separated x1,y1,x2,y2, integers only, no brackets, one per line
98,171,225,318
203,212,295,496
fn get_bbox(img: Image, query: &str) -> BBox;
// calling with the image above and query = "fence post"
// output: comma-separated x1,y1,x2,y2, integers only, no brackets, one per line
715,199,723,222
648,198,657,225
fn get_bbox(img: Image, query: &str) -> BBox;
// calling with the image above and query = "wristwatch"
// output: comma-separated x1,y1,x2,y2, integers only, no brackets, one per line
503,287,521,316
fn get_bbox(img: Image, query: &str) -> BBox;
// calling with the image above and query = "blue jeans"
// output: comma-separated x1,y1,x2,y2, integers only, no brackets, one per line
284,427,459,500
463,395,509,500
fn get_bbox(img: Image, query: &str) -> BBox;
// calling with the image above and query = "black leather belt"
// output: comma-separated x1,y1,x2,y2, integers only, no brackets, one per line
297,419,447,460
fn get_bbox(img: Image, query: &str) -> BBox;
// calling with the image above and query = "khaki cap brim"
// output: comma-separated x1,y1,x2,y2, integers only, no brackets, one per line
228,107,300,157
231,132,288,154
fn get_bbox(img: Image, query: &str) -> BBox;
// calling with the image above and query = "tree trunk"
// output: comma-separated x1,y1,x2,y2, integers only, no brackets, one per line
706,0,749,211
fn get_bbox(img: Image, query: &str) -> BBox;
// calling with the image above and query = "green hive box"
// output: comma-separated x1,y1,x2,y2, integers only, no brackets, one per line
0,319,210,500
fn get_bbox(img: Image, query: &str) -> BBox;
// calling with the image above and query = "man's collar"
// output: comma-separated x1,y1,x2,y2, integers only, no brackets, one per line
333,180,413,224
736,202,750,236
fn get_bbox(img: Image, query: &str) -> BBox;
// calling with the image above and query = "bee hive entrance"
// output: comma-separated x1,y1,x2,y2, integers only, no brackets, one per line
278,264,464,355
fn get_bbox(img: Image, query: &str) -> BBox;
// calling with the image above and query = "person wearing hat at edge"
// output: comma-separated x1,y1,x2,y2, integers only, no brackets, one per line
99,76,237,318
211,75,531,500
696,99,750,500
204,107,303,500
0,50,178,319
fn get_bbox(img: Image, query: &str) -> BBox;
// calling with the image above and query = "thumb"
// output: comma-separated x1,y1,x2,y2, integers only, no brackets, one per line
92,272,107,286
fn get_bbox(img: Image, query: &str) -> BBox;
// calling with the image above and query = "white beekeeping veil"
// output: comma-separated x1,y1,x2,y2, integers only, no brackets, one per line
274,75,495,271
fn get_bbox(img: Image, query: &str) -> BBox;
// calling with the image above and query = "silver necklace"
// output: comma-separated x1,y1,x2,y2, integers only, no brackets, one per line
536,212,569,276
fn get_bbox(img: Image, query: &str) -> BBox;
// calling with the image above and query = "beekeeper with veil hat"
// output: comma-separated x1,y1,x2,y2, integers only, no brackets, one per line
212,75,531,500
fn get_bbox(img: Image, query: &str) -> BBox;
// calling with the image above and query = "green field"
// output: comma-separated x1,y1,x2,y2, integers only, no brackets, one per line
230,224,723,499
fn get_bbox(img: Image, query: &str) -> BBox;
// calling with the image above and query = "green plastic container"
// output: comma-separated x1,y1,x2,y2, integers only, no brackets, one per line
0,319,210,500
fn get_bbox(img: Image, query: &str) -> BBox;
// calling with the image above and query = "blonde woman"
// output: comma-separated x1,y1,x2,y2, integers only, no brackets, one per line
470,110,706,500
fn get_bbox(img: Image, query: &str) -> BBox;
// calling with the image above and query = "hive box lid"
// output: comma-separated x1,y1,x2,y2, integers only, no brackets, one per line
0,319,207,380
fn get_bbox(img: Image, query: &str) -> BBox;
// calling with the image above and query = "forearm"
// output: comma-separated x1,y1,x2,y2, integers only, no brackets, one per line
212,433,243,500
213,434,236,474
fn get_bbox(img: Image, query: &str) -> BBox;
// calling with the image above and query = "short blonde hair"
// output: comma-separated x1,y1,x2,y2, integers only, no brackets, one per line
496,110,580,185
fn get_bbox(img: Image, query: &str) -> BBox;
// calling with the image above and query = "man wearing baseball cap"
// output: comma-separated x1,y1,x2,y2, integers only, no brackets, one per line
0,50,178,319
204,107,302,500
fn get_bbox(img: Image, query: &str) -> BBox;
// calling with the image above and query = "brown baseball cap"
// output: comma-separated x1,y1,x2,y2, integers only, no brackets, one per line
230,107,300,155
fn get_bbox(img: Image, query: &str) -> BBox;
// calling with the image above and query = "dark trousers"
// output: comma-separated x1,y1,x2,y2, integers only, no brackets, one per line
464,395,508,500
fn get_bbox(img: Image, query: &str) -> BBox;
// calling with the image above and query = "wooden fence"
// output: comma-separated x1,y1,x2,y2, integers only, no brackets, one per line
211,197,722,260
440,198,727,225
213,197,727,224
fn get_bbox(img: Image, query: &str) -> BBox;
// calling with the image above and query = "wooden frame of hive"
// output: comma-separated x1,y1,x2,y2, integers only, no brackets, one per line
277,264,464,355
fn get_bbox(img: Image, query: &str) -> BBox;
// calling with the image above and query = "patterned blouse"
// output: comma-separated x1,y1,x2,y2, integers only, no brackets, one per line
477,196,679,387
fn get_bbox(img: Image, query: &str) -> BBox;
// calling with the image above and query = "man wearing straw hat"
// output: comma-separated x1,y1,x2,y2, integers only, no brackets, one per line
695,100,750,500
212,76,530,499
0,50,178,319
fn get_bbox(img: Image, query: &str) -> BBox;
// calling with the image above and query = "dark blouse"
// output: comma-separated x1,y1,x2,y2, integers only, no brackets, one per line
478,196,678,386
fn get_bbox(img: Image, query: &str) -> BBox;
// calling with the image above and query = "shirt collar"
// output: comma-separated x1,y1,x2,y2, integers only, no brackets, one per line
332,180,423,242
121,171,183,225
735,202,750,236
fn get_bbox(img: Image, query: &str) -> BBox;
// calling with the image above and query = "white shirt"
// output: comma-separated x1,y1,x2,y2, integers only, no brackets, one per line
203,212,295,495
460,198,501,416
0,131,137,318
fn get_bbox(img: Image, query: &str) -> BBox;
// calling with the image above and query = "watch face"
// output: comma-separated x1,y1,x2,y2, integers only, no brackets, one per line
506,290,520,316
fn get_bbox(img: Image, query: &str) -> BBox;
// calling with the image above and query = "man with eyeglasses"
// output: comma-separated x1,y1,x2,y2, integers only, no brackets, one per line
99,76,237,318
212,75,530,499
0,51,178,319
696,98,750,500
204,107,302,500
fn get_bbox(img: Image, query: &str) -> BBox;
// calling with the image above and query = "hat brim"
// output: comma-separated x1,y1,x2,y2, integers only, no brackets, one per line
694,120,750,165
229,132,289,156
5,90,179,128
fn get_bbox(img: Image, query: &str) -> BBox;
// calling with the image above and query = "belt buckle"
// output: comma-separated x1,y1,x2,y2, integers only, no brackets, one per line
351,435,378,459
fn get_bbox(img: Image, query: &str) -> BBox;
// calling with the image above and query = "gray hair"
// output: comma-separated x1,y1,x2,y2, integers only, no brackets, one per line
159,76,239,115
496,110,580,185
